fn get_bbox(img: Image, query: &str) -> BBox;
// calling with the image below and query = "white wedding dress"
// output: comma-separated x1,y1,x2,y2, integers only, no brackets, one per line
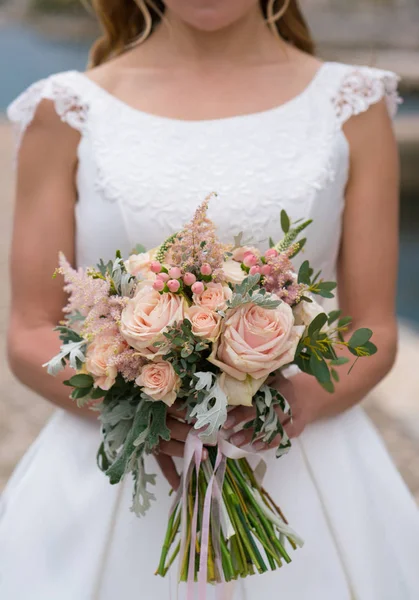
2,61,419,600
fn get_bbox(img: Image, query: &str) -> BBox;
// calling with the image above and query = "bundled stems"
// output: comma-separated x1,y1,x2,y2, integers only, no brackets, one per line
156,449,299,583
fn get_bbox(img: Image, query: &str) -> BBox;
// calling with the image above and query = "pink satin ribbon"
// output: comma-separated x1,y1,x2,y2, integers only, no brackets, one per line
173,430,268,600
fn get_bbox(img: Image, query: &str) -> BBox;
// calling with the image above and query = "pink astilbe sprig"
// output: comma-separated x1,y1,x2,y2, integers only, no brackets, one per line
58,253,110,318
109,347,146,382
82,295,128,341
262,244,307,305
164,193,229,282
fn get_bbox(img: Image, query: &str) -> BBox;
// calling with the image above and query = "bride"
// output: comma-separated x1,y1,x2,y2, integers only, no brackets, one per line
2,0,419,598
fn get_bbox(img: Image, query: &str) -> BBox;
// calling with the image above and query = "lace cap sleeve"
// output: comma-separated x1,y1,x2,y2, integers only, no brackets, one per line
331,65,401,126
7,71,89,153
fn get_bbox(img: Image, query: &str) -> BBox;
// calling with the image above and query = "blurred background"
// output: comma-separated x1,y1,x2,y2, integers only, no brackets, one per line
0,0,418,498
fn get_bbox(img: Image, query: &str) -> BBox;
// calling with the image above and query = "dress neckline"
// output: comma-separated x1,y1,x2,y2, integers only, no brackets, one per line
74,62,329,126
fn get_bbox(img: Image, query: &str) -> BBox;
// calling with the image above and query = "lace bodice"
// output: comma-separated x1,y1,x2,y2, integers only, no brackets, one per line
8,62,400,281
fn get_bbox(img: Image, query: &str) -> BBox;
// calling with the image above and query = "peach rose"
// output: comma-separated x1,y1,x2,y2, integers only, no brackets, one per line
124,252,155,280
120,281,186,358
192,282,232,312
85,328,125,390
222,259,246,285
231,246,261,263
136,361,180,406
186,306,221,341
209,302,304,405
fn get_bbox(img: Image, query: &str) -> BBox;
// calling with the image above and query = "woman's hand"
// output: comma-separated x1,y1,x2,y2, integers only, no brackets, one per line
154,374,306,488
223,374,308,451
154,407,208,491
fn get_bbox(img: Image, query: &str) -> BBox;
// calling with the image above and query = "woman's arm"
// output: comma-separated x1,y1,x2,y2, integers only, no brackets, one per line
7,100,93,419
226,98,400,443
294,97,399,425
7,100,194,486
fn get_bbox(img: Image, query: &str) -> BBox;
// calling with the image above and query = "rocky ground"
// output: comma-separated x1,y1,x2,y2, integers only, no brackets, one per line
0,118,418,503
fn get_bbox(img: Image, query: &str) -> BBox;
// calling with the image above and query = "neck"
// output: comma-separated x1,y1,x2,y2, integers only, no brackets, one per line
140,7,287,66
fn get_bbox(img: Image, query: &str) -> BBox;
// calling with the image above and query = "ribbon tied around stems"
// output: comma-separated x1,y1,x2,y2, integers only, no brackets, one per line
170,429,304,600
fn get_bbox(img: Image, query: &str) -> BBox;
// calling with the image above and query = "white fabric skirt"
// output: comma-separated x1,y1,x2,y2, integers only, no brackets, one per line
1,405,419,600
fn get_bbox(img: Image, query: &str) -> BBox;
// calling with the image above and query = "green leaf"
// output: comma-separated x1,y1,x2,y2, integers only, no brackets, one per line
269,237,275,249
70,387,92,400
146,402,171,451
327,309,342,325
90,387,106,400
320,381,335,393
68,374,94,388
307,312,328,337
338,316,352,328
132,243,147,254
298,260,311,284
362,341,378,356
309,354,331,384
318,281,337,292
348,328,373,349
330,356,350,366
331,368,340,382
280,209,290,233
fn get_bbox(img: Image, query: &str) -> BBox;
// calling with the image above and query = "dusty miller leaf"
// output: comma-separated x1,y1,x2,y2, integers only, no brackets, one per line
191,377,228,445
43,340,86,376
131,455,157,517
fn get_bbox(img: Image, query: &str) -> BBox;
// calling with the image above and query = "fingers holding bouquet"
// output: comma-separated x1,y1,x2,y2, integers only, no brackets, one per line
224,373,307,451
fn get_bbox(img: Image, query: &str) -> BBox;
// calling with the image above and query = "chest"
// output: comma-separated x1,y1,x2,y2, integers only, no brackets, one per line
75,92,349,278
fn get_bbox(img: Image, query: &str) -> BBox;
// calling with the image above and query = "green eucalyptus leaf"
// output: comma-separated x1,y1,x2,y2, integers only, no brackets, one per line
331,368,340,382
68,374,94,388
330,356,350,366
348,328,373,349
327,309,342,325
362,340,378,356
309,354,331,384
338,316,352,328
320,381,335,393
307,313,328,337
71,387,92,400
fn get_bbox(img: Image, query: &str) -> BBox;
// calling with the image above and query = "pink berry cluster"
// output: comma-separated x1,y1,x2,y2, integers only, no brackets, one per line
151,260,213,295
239,246,305,306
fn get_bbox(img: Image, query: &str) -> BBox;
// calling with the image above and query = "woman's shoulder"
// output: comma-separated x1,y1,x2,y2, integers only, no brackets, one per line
319,61,401,124
7,70,95,149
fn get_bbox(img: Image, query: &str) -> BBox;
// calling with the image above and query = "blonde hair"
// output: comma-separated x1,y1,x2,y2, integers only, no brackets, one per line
88,0,314,68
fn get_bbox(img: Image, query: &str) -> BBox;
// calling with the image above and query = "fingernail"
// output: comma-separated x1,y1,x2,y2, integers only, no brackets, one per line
253,441,266,451
224,415,236,429
231,433,246,447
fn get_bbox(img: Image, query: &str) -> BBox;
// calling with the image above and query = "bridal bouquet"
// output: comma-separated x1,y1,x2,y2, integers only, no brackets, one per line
45,194,376,588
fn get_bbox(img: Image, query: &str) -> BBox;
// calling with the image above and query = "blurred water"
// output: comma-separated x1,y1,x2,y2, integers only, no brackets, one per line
1,21,418,326
0,23,90,110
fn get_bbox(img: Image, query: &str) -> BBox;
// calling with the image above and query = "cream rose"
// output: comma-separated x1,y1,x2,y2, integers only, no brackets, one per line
209,302,304,405
85,328,125,390
136,361,180,406
293,297,329,331
222,259,246,285
192,282,232,312
120,281,186,358
231,246,261,263
124,252,155,280
186,306,221,341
